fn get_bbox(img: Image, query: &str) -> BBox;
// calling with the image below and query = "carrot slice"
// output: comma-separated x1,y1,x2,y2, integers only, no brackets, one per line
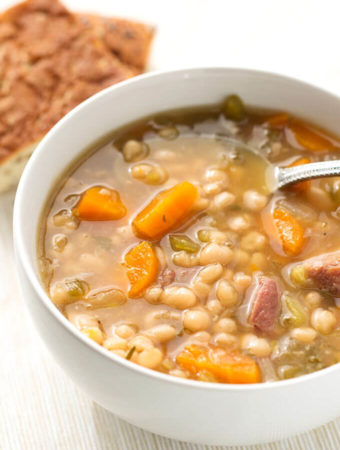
272,207,305,256
74,186,126,221
266,113,289,129
123,241,159,298
288,120,339,152
287,157,311,193
133,182,198,240
177,345,261,384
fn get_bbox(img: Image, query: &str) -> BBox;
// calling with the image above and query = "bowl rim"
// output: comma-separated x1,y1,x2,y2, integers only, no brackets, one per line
13,66,340,392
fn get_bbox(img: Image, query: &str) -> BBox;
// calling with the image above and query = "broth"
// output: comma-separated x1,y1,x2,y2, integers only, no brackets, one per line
38,96,340,383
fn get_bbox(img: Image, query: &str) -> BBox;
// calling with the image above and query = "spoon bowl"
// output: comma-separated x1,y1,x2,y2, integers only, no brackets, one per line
219,136,340,193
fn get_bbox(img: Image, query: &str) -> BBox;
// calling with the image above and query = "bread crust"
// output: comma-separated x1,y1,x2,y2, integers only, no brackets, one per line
0,0,154,192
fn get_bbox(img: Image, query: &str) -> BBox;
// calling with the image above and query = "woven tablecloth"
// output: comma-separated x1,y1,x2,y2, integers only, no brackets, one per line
1,1,340,448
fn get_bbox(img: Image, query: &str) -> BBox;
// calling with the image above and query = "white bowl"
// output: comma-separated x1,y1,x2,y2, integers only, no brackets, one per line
13,68,340,446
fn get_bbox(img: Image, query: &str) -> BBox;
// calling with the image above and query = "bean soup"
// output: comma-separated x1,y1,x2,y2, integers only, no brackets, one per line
38,95,340,383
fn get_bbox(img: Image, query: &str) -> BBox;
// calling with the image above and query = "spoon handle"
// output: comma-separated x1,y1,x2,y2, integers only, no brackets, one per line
276,160,340,189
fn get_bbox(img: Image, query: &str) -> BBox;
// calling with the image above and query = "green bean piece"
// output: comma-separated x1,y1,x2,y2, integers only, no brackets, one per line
223,94,245,121
169,235,200,253
197,229,210,242
281,296,306,328
278,365,300,380
290,265,307,286
65,279,88,298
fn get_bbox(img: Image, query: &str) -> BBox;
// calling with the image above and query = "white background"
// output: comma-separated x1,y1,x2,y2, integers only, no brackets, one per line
1,1,340,449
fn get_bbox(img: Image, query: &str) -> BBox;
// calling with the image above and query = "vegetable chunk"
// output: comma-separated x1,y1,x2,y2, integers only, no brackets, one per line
74,186,127,221
133,182,198,240
123,241,159,298
266,113,289,128
287,157,311,193
177,344,261,384
272,207,305,256
288,120,339,152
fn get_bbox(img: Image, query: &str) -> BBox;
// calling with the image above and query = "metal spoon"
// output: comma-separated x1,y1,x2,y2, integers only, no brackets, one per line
218,136,340,193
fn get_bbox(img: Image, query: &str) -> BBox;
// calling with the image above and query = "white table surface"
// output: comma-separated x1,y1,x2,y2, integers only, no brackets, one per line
1,1,340,448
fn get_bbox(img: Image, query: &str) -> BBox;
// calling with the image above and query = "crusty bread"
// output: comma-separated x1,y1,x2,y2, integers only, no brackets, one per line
0,0,154,192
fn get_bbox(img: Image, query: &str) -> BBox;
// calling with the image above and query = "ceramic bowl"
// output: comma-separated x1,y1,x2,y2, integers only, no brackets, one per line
13,68,340,446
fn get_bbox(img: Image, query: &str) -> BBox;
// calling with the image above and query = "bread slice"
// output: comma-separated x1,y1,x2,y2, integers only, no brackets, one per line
0,0,154,192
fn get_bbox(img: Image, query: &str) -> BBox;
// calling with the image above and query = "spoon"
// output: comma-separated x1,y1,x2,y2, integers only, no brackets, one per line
219,136,340,193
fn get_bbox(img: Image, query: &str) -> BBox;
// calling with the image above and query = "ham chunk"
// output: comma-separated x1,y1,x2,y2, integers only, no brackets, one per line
158,268,176,288
291,250,340,297
247,276,281,332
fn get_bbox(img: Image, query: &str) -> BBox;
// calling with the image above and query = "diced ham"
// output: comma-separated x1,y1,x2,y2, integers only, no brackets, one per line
302,250,340,297
247,276,281,332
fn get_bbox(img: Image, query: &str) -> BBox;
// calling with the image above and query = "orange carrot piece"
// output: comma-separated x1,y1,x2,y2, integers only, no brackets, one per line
123,241,159,298
74,186,126,221
177,345,261,384
132,182,198,240
266,113,289,128
287,157,311,193
288,120,339,152
272,207,305,256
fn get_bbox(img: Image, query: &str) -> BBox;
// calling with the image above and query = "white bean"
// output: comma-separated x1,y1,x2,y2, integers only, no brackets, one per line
304,291,322,309
214,332,238,349
192,196,210,212
192,331,211,343
311,308,337,335
183,309,211,332
206,299,223,315
199,243,233,266
161,286,197,309
216,280,238,307
203,182,224,196
81,326,103,344
233,249,250,267
122,140,148,162
291,327,317,344
205,168,229,184
144,324,177,343
104,336,128,351
115,324,136,339
213,317,237,333
241,334,271,358
137,348,163,369
243,190,268,211
227,215,251,232
173,251,199,267
197,263,223,284
240,231,266,252
250,252,267,271
144,286,163,304
233,272,252,292
129,335,154,352
191,279,211,299
212,191,235,210
207,230,229,244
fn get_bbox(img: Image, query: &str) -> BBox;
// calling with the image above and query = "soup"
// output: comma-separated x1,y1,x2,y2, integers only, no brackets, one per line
38,95,340,383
